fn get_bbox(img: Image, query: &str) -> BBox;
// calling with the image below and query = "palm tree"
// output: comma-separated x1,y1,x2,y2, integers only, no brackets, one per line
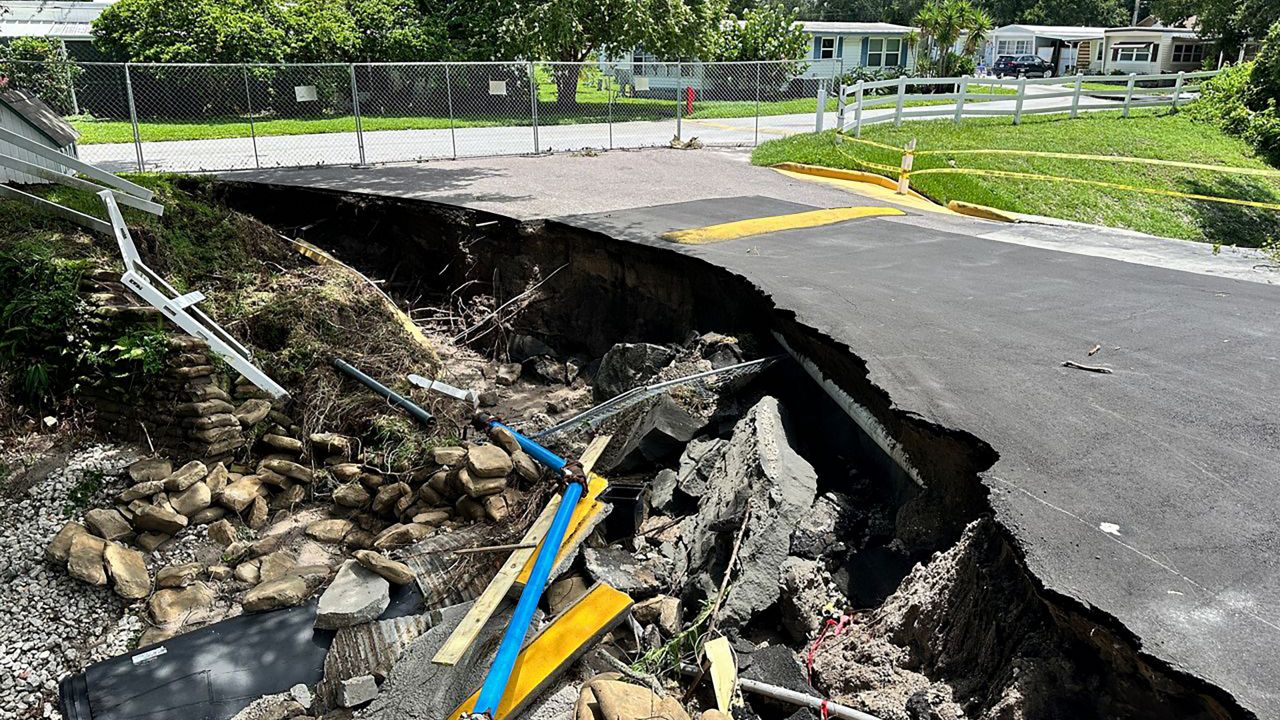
913,0,993,78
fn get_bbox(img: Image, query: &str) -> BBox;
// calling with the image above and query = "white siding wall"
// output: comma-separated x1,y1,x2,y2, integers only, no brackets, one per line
0,105,73,185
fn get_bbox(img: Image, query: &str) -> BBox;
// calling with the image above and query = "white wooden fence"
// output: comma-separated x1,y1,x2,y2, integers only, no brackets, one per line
832,69,1221,136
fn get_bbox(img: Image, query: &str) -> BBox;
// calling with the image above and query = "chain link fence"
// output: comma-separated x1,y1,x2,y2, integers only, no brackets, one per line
1,59,843,172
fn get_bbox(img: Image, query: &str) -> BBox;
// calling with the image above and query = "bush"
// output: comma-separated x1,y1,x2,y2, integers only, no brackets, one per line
0,245,91,405
1248,22,1280,112
0,38,82,114
1186,61,1280,163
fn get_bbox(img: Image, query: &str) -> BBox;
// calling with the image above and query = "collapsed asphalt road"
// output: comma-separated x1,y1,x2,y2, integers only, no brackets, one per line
220,149,1280,717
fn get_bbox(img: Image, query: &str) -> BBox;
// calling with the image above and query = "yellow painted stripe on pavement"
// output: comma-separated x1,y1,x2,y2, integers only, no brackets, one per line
772,168,953,215
663,206,905,244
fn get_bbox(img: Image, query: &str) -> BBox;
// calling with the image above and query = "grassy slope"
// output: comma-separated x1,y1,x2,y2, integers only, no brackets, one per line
751,109,1280,245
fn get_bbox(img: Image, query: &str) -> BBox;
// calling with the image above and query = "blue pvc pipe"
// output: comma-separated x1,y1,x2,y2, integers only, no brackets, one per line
472,419,583,716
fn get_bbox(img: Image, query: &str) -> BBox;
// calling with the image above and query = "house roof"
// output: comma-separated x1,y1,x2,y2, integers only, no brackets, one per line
799,21,915,35
0,1,116,41
0,89,80,147
993,24,1106,41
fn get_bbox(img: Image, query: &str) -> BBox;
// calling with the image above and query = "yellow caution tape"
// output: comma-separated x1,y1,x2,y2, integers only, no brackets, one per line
912,147,1280,177
834,133,906,153
909,167,1280,211
834,147,902,174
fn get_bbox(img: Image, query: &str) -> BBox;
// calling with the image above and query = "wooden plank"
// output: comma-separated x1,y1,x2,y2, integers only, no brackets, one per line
431,434,612,666
446,583,634,720
512,475,609,589
705,636,738,716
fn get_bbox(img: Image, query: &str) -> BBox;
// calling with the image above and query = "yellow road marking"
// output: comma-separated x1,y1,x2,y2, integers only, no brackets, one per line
663,206,904,244
771,167,953,215
513,472,609,588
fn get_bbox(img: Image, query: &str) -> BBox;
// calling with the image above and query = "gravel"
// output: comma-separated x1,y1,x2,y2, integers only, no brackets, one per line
0,442,146,720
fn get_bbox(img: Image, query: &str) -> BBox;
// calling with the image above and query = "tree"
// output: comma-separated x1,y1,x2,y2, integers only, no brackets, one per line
282,0,361,63
344,0,449,62
93,0,289,63
0,38,82,114
913,0,992,78
716,3,811,61
497,0,728,107
1152,0,1279,57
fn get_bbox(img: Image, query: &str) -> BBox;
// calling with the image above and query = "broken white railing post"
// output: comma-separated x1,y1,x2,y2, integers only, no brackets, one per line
101,190,287,399
1172,70,1186,109
897,138,916,195
1070,72,1084,118
1123,73,1137,117
853,80,865,137
836,81,846,132
894,74,907,126
1013,74,1027,125
953,75,969,123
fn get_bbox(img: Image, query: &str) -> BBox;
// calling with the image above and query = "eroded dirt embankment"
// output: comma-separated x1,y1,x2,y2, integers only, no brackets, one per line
214,180,1249,720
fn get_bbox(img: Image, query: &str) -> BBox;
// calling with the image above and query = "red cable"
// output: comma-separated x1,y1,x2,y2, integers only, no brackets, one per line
806,615,850,687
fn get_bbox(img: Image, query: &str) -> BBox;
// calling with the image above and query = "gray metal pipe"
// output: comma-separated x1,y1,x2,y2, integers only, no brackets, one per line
332,358,434,427
679,664,883,720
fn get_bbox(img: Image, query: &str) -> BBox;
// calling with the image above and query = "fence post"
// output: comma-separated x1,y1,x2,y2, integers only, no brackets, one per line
243,66,260,169
896,138,916,195
675,63,682,141
1123,73,1136,117
894,74,907,126
123,63,144,172
953,75,969,123
608,72,615,150
1070,72,1083,118
854,81,864,137
815,78,826,132
445,64,457,159
349,64,366,165
753,62,761,146
1172,70,1185,110
529,61,540,153
1013,74,1027,125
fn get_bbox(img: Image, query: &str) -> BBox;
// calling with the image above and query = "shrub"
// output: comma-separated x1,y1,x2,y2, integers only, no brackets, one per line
0,38,82,114
0,245,91,405
1186,61,1280,163
1248,22,1280,111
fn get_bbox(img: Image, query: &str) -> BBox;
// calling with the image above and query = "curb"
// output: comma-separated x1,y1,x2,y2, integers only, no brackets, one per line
770,162,932,202
945,200,1019,223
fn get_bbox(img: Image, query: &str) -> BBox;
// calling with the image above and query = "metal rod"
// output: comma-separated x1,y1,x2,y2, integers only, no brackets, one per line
678,664,884,720
332,358,433,426
123,63,144,172
471,417,583,715
243,66,260,169
529,61,539,153
445,64,458,159
350,64,366,165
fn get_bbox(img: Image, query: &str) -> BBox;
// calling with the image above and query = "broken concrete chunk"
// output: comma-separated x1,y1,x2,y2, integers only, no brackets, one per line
133,504,190,535
163,461,208,492
354,550,415,585
149,582,215,624
46,521,89,564
547,575,590,616
339,674,379,708
244,575,310,613
466,444,513,479
675,436,727,499
678,396,818,631
234,398,272,426
316,560,391,629
84,508,133,541
170,481,212,517
648,469,678,512
128,457,172,484
791,492,857,560
593,342,676,400
584,546,666,597
606,394,701,472
157,562,204,588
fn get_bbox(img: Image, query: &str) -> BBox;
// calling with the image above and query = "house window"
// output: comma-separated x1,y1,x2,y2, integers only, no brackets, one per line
819,37,836,60
996,39,1032,56
1115,43,1153,62
867,37,902,67
1172,43,1204,64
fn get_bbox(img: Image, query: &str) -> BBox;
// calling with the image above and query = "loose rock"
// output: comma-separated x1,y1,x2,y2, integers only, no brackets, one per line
104,543,150,600
149,583,215,624
353,550,415,585
244,576,310,612
163,461,208,492
315,560,391,629
67,533,108,585
84,508,133,541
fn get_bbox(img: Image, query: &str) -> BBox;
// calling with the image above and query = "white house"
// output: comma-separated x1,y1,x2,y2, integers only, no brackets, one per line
797,21,917,77
0,89,80,185
0,1,118,61
983,25,1106,75
1088,18,1212,75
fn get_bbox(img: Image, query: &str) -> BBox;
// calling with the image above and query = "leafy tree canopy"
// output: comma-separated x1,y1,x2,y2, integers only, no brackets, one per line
1152,0,1279,53
93,0,289,63
716,3,811,61
495,0,729,63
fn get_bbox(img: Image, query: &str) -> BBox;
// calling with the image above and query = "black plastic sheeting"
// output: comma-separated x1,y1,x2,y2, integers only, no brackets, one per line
60,583,423,720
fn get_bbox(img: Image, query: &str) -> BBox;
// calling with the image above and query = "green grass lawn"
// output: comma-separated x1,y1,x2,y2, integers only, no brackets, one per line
751,109,1280,246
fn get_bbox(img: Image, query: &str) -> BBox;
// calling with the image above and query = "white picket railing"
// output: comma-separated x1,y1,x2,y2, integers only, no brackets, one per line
829,69,1221,136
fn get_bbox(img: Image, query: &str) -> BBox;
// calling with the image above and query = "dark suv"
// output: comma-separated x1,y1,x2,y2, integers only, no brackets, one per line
993,54,1055,78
